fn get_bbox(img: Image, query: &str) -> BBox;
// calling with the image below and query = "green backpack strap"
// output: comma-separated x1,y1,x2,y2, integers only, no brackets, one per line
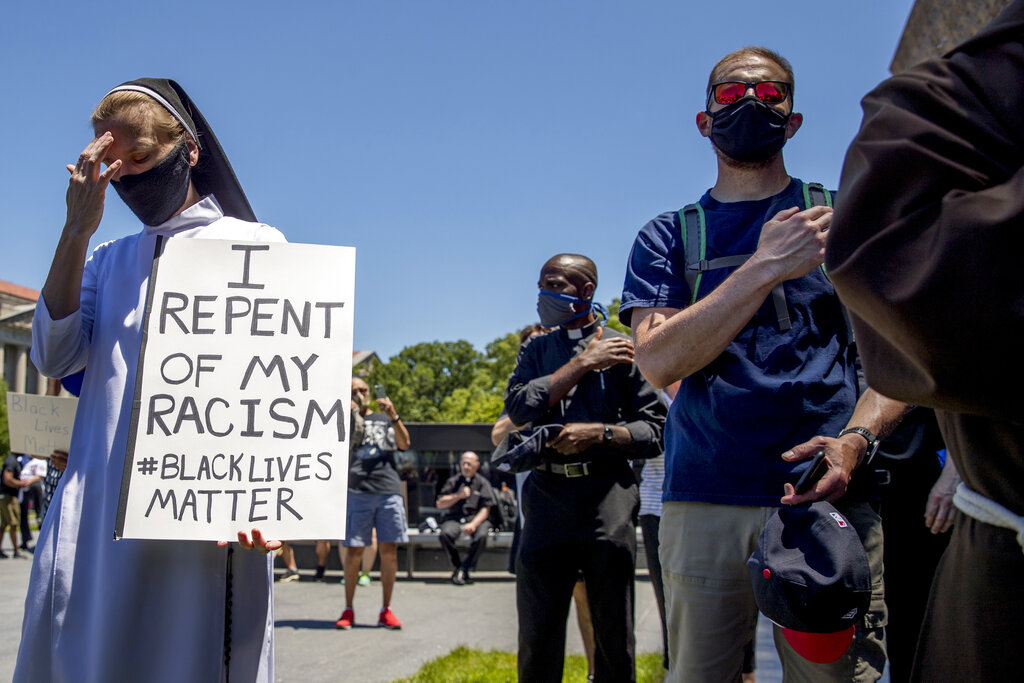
803,181,837,281
802,181,833,209
680,203,790,330
680,204,750,306
677,182,833,332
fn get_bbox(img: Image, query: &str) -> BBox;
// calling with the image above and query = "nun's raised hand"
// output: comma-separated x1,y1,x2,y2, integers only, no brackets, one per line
218,529,283,553
64,132,121,238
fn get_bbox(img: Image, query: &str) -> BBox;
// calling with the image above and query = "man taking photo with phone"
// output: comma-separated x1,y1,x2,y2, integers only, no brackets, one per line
335,378,410,631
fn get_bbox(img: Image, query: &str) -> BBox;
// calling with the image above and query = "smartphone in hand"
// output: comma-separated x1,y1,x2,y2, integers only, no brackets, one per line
794,451,829,494
374,384,387,400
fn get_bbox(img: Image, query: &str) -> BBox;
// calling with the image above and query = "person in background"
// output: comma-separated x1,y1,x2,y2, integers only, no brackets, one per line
493,323,599,678
335,378,410,630
506,253,667,682
276,542,301,583
1,453,28,558
316,392,377,584
635,380,678,673
315,533,377,584
41,451,66,519
39,376,77,517
436,451,496,585
872,408,956,682
18,456,46,551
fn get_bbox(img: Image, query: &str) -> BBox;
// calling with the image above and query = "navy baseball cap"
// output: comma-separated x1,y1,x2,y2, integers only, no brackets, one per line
490,424,562,473
747,501,871,664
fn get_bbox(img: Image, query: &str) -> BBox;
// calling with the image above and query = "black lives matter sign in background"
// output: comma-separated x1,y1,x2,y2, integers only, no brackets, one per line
115,238,355,541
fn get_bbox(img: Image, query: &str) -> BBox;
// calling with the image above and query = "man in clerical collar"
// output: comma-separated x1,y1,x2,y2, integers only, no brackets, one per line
504,253,667,682
435,451,496,586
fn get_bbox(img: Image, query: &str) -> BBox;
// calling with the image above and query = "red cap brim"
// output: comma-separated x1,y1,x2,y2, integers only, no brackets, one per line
781,625,855,664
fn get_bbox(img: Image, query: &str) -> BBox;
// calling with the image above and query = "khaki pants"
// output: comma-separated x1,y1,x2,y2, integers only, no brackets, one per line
0,494,20,528
660,500,886,683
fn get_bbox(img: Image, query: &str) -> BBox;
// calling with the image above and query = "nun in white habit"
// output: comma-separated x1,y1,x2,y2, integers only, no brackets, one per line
16,79,284,683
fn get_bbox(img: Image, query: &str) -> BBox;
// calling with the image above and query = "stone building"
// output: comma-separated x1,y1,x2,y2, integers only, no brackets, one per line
0,280,45,395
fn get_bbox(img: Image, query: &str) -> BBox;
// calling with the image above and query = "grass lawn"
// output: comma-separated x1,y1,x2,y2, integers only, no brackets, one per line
393,646,665,682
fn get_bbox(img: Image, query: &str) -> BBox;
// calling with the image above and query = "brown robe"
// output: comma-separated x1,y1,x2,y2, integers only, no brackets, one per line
826,3,1024,680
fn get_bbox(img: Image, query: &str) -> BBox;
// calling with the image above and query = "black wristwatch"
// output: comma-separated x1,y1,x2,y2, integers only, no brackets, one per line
602,424,613,443
837,426,880,464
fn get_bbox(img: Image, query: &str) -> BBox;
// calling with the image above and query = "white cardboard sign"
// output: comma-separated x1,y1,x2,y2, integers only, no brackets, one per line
5,393,79,457
115,238,354,542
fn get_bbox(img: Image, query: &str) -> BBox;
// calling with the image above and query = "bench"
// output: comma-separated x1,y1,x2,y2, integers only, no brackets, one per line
282,528,646,578
404,528,514,578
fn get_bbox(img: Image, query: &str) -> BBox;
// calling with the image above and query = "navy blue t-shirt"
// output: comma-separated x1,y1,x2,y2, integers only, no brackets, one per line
620,178,857,506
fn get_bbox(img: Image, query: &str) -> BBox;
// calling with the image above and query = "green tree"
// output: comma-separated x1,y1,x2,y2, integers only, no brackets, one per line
366,331,529,424
367,308,631,424
481,332,520,392
605,297,630,335
367,340,484,422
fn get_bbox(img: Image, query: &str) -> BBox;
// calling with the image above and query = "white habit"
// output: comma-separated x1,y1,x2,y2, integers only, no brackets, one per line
16,196,285,683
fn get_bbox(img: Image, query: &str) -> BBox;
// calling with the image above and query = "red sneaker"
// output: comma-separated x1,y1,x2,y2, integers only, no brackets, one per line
334,607,355,630
378,606,402,630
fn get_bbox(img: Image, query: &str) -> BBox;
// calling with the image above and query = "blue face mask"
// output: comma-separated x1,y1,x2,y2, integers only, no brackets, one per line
536,290,608,328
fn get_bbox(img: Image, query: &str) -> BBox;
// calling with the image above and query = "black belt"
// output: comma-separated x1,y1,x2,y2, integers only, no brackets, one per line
539,461,593,478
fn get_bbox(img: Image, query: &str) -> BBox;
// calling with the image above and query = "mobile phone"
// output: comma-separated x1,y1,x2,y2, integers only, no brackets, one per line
374,384,387,399
794,451,828,494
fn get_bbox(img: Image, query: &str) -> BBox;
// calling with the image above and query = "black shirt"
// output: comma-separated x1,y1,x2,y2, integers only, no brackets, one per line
439,472,496,522
2,454,22,497
504,321,666,464
348,413,402,495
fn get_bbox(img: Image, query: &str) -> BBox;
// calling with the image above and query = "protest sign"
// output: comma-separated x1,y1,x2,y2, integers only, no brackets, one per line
115,238,355,542
6,392,78,457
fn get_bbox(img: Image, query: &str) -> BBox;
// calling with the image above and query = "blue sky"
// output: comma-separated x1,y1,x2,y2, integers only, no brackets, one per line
2,1,913,361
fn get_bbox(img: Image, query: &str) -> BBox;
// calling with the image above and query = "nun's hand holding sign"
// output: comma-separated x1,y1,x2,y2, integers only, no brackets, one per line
218,529,282,554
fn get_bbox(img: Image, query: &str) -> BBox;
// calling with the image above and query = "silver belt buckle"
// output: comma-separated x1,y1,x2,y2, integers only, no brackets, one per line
564,462,589,478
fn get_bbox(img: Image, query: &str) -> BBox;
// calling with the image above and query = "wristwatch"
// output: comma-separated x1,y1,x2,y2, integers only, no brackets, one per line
602,424,613,443
837,426,880,464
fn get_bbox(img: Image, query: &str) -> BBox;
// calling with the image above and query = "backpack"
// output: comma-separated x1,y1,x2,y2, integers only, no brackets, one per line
492,483,518,532
679,181,833,331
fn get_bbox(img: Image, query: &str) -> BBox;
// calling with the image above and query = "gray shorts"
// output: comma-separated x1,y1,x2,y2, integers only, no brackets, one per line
343,492,409,546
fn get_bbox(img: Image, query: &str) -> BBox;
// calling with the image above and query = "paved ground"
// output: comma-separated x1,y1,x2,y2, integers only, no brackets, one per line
0,551,792,682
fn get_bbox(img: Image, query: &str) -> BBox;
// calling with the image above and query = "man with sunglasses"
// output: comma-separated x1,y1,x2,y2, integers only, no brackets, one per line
620,47,899,682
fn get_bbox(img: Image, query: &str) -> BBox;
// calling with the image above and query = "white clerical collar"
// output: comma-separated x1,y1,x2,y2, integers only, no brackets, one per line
145,195,224,235
565,320,599,340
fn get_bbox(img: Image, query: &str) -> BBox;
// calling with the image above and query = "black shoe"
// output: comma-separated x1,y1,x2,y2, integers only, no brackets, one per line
278,568,300,583
314,565,326,581
461,568,474,584
0,549,8,559
20,544,33,554
451,568,466,586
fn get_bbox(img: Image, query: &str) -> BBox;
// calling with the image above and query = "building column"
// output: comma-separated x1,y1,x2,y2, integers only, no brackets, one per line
13,345,27,393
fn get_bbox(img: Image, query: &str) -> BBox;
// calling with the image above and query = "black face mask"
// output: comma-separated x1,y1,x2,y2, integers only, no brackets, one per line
111,140,192,225
709,98,791,163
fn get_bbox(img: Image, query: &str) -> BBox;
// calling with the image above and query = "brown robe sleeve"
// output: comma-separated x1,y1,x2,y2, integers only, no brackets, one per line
826,0,1024,425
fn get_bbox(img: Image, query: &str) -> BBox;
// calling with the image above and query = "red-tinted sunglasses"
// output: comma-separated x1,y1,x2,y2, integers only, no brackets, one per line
707,80,791,108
